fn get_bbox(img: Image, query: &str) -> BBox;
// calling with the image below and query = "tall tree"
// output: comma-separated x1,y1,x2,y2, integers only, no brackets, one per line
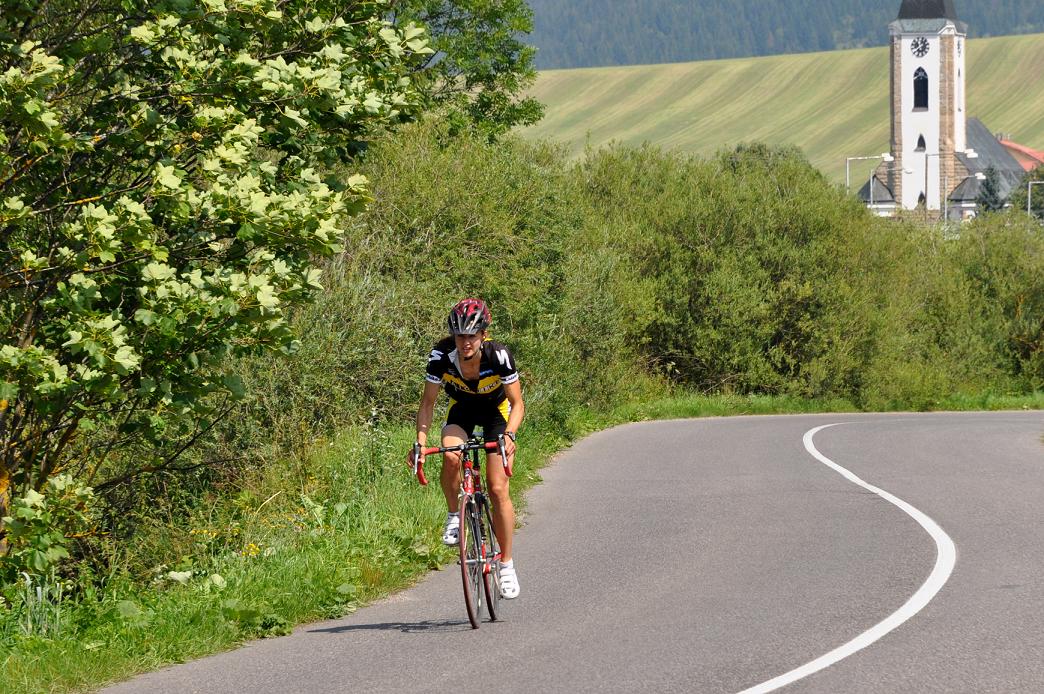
977,166,1005,213
1008,168,1044,221
0,0,432,532
392,0,544,137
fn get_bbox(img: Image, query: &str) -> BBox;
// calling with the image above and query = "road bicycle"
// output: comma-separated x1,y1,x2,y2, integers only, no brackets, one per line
412,435,511,629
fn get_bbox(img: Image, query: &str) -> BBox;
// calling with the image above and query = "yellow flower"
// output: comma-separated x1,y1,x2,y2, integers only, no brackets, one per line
0,399,7,411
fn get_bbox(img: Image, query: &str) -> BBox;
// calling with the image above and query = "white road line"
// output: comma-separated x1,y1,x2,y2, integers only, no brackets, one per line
736,423,958,694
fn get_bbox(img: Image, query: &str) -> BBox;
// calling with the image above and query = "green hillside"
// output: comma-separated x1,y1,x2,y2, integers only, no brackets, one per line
523,33,1044,183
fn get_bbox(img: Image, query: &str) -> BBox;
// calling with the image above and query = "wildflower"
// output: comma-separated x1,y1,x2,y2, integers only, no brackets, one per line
241,542,261,558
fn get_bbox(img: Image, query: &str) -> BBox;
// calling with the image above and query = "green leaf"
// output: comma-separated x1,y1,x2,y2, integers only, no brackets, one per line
23,489,45,508
154,164,181,190
256,285,279,308
129,24,156,45
114,345,141,371
143,263,175,281
134,309,158,325
116,600,142,619
222,374,246,399
45,545,70,562
29,550,48,572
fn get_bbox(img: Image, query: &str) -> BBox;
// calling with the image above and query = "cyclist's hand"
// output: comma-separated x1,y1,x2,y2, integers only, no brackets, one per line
406,443,421,470
503,436,516,459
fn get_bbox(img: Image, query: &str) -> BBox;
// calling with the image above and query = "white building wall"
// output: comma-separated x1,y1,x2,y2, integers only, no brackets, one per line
954,34,966,151
900,33,942,211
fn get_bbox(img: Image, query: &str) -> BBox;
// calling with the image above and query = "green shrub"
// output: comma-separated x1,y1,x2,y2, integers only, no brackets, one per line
950,213,1044,390
1,476,95,583
206,118,657,470
570,142,1038,407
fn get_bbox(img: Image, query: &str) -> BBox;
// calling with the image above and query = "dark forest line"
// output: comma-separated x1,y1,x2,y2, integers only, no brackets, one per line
528,0,1044,69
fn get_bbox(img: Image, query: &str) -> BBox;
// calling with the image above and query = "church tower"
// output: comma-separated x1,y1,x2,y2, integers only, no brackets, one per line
888,0,968,212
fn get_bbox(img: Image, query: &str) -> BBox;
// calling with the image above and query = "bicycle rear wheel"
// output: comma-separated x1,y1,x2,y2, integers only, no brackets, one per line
458,498,483,629
479,496,502,622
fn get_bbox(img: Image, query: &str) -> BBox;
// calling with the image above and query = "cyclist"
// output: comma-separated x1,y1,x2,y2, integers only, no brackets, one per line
409,299,525,599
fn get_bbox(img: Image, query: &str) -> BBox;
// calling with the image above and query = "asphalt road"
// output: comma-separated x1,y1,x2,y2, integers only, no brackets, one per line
106,412,1044,693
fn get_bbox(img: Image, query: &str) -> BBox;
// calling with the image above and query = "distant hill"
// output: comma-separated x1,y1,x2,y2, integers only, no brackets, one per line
527,0,1044,69
522,33,1044,183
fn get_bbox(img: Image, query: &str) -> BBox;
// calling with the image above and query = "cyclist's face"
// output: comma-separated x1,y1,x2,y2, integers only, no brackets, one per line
455,331,484,360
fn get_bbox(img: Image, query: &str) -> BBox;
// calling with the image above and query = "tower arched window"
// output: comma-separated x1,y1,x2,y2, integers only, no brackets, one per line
916,135,926,152
914,68,929,110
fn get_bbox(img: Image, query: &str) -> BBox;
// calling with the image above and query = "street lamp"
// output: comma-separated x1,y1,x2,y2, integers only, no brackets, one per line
1029,180,1044,217
846,153,893,192
925,149,977,221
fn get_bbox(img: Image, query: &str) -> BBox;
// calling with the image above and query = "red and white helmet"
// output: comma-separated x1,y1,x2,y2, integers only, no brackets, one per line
448,298,491,335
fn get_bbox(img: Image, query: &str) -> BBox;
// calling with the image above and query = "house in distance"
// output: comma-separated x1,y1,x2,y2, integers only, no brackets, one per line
858,0,1039,219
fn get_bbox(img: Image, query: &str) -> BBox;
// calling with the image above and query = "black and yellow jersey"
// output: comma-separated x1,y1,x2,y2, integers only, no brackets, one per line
424,336,519,406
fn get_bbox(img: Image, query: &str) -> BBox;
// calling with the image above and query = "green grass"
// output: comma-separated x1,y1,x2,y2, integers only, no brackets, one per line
0,421,562,694
2,392,1040,693
524,33,1044,182
935,391,1044,412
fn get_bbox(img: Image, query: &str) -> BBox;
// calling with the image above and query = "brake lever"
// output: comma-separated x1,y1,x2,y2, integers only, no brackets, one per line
497,434,513,478
412,443,428,486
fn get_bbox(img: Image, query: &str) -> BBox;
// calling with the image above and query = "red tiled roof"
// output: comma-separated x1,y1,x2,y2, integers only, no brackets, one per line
1000,140,1044,172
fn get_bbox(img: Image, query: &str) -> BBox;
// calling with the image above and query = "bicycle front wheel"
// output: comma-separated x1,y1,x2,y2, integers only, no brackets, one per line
458,499,483,629
479,496,502,622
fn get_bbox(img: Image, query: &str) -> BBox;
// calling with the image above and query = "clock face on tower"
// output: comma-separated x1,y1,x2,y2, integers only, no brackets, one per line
912,37,930,58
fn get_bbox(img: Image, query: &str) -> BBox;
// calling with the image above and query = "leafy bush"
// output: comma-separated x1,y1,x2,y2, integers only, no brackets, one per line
0,0,432,530
576,143,857,395
572,142,1036,407
1,475,95,582
206,117,655,469
950,213,1044,390
155,128,1041,491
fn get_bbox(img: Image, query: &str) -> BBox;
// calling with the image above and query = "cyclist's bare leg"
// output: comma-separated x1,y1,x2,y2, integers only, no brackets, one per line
485,449,514,563
440,424,468,513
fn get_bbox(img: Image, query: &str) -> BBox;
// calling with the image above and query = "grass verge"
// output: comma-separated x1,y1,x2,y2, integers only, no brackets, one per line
1,392,1041,693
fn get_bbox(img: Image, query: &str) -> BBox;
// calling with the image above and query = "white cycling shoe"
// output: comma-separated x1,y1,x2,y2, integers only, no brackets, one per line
499,562,520,599
442,514,460,546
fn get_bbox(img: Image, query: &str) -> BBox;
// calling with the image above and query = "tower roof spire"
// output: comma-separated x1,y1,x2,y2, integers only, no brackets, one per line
897,0,959,21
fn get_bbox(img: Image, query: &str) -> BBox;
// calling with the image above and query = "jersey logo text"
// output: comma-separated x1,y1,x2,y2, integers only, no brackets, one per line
495,349,511,368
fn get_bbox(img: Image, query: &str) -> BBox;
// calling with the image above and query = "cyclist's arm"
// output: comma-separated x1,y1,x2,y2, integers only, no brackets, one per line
415,380,442,447
503,380,524,456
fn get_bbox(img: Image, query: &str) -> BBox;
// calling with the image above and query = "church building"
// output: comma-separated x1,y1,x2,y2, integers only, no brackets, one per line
858,0,1032,219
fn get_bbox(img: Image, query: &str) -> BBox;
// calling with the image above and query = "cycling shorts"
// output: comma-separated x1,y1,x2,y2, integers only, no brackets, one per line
445,398,509,442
